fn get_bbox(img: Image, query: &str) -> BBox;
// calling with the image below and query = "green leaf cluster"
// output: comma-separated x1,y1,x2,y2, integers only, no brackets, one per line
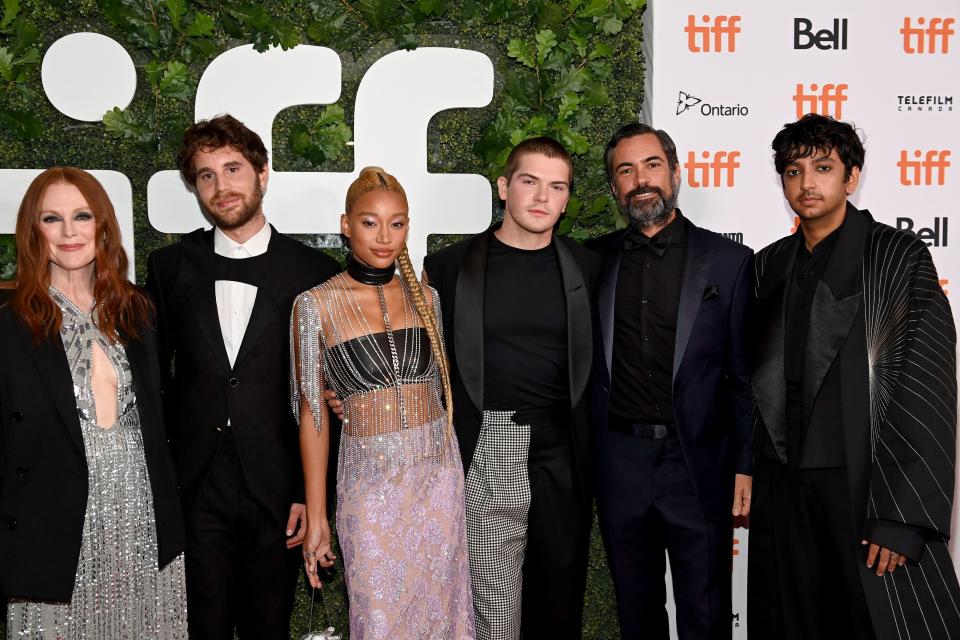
289,104,352,167
0,0,42,139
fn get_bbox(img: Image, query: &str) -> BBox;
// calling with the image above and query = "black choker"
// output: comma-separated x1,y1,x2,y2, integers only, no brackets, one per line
347,254,395,285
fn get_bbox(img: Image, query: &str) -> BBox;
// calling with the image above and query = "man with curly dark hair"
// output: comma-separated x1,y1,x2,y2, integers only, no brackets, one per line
750,113,960,639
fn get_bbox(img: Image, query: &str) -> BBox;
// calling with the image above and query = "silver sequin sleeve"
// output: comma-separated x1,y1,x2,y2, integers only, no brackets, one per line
290,289,326,432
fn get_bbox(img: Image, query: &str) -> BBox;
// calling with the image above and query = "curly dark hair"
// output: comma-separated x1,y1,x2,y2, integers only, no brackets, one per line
772,113,864,178
604,122,679,181
176,114,268,187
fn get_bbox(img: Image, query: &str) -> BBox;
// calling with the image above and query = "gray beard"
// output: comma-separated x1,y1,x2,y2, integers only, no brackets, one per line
620,182,679,230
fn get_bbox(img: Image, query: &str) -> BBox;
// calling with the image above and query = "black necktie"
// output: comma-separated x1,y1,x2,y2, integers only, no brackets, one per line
624,232,671,257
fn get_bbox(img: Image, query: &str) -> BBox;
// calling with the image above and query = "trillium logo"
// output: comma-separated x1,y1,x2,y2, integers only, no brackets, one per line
676,90,748,117
676,91,702,115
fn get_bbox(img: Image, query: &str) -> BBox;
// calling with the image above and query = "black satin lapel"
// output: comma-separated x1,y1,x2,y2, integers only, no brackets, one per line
802,283,862,431
673,228,711,380
597,237,624,380
21,327,85,454
191,281,231,373
753,281,789,462
555,239,592,407
453,232,489,412
233,290,274,367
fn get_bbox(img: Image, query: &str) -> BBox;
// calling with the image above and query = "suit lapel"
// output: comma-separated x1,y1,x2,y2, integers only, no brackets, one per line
233,230,292,368
752,233,800,462
18,325,85,454
555,238,592,407
454,231,489,412
191,281,232,374
801,204,869,433
673,224,711,382
597,230,627,380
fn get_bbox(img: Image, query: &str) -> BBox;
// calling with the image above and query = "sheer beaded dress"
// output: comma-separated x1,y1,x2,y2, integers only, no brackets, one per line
292,274,475,639
6,289,187,639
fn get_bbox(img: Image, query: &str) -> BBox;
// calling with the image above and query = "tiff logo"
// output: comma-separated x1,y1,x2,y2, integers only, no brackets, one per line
896,216,949,247
794,83,848,119
685,151,740,188
901,17,955,53
685,15,741,52
794,18,848,50
897,150,951,185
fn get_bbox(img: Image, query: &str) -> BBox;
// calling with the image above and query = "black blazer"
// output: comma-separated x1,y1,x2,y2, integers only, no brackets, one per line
424,225,600,506
145,227,339,524
0,292,184,602
589,217,754,522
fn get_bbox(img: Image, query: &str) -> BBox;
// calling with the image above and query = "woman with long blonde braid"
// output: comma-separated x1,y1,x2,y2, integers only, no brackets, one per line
292,167,475,638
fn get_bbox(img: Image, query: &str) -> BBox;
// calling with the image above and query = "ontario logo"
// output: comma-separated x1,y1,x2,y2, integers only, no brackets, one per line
676,91,749,117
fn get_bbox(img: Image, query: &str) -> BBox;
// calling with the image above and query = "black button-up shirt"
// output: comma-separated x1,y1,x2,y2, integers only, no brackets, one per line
609,211,688,424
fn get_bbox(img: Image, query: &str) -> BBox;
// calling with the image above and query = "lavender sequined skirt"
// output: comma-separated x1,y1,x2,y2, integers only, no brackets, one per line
336,417,475,639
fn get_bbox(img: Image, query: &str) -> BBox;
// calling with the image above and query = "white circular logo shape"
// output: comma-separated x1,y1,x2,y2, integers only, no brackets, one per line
41,32,137,122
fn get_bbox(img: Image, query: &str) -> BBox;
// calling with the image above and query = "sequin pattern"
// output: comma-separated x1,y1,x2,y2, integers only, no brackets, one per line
6,288,187,639
291,275,475,638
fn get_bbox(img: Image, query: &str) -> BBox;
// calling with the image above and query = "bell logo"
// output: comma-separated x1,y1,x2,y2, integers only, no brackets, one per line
896,216,949,246
901,17,955,54
684,150,740,188
794,18,848,50
685,15,741,53
793,83,848,119
897,150,951,186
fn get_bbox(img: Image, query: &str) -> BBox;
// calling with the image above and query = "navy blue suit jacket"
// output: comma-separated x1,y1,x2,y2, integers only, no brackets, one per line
589,216,753,522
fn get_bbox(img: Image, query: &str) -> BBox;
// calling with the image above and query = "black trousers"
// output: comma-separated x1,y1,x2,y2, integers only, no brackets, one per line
519,408,591,639
597,429,731,640
748,459,875,640
184,431,301,640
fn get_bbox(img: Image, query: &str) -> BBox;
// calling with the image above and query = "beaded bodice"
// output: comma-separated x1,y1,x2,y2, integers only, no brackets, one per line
51,287,136,427
291,273,446,438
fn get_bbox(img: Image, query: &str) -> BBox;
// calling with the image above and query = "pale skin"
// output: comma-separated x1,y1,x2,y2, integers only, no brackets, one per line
191,146,306,548
39,182,118,428
610,133,752,518
782,149,903,575
301,189,430,588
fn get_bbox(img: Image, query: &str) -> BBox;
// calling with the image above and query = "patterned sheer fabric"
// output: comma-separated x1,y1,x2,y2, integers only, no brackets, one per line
6,288,187,639
291,274,475,638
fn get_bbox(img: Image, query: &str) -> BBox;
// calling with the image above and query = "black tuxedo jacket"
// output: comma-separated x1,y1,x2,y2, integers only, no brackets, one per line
0,292,184,601
145,227,339,524
589,216,754,522
751,205,960,638
423,226,600,506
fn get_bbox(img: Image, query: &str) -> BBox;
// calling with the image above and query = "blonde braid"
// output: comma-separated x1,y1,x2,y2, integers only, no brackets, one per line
397,246,454,438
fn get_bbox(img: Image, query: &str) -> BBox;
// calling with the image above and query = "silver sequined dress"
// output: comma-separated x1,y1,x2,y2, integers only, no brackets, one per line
6,289,187,639
292,274,475,639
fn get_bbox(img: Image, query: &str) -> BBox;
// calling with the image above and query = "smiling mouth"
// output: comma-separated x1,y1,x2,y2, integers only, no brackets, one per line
58,244,85,251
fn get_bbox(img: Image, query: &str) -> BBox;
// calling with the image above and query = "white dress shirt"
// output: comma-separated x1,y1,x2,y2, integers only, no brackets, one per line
213,220,271,369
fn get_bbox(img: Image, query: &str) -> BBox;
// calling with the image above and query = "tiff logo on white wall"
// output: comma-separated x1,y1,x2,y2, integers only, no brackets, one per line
0,33,495,274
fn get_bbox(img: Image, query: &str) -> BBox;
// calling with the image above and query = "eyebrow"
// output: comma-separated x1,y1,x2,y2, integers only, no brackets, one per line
616,155,664,170
516,172,569,186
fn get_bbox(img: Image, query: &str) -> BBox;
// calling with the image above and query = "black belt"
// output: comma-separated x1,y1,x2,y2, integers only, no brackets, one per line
608,417,675,439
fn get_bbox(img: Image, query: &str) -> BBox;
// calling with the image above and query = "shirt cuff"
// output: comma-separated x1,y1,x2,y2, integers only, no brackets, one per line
862,518,929,562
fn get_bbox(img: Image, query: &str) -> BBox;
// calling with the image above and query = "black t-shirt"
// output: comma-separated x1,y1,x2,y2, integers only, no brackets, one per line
609,212,688,424
482,233,568,409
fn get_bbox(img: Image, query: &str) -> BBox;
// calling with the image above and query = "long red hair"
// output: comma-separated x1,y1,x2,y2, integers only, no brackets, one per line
0,167,152,344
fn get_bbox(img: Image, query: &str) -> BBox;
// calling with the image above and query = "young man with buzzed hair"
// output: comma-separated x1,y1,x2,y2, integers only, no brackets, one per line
424,137,600,638
750,113,960,639
146,114,339,639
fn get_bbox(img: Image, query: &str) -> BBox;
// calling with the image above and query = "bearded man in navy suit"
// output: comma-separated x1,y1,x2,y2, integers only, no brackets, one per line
589,123,753,639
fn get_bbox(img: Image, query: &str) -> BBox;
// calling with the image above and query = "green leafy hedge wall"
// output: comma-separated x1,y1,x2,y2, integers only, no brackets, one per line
1,0,646,635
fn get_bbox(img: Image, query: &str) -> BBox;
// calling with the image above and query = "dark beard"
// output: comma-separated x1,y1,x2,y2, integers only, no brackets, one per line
202,179,264,231
620,182,679,230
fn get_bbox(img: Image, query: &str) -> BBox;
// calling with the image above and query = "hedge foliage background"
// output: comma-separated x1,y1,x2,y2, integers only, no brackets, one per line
0,0,647,635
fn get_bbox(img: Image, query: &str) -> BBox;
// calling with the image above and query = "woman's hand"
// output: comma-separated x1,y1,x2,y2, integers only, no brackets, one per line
302,518,336,589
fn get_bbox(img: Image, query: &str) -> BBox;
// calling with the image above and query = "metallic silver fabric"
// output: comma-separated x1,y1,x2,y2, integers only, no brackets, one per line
6,288,187,639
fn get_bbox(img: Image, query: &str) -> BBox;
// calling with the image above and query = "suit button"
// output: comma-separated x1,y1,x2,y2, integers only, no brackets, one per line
15,466,29,478
7,518,17,530
12,411,24,422
228,377,239,388
215,425,223,432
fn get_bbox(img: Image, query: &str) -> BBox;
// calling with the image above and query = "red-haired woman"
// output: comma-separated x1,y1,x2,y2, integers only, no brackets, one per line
0,168,187,637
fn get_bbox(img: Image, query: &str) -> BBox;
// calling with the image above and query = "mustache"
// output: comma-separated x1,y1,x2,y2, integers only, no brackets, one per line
625,185,667,202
